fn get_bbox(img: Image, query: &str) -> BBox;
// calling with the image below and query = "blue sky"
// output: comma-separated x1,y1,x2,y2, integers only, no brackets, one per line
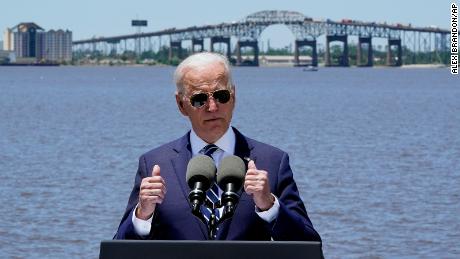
1,0,453,48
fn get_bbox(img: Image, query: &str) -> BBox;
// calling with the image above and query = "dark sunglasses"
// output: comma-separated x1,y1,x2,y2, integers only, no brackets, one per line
189,89,231,108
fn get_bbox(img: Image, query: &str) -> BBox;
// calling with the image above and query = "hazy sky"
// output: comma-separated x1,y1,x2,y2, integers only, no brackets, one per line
1,0,453,48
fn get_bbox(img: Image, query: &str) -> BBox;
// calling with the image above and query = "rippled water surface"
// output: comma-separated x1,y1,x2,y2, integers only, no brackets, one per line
0,66,459,258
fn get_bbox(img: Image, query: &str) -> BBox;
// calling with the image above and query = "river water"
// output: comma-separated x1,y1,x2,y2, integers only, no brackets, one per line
0,66,459,258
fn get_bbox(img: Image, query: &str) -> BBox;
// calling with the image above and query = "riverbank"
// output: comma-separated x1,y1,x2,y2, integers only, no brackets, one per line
400,64,447,69
1,61,448,68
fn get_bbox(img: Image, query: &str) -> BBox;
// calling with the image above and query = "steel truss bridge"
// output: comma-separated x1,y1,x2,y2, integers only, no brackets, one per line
73,10,450,67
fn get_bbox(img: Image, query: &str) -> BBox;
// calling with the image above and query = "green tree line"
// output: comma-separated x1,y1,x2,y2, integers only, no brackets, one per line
72,44,450,66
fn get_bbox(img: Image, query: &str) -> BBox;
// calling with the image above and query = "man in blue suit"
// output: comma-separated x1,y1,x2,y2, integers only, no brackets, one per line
114,52,321,241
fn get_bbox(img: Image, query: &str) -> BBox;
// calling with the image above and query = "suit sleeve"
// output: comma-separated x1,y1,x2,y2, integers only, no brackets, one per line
113,155,150,240
270,152,322,242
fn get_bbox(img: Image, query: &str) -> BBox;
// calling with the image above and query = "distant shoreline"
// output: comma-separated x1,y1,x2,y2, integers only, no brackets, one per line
400,64,447,69
0,63,59,67
0,63,448,69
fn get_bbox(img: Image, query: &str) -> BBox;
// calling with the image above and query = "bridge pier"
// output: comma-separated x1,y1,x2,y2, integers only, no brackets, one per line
294,39,317,67
386,38,402,66
235,40,259,66
192,38,204,53
110,43,117,55
210,36,231,60
325,35,349,67
107,39,120,56
357,36,373,67
169,40,182,61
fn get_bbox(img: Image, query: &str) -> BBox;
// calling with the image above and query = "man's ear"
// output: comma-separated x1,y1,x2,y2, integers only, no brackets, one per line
231,84,236,104
175,93,188,116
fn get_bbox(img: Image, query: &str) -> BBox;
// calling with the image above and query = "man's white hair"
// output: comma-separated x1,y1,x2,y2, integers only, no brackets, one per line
174,52,233,94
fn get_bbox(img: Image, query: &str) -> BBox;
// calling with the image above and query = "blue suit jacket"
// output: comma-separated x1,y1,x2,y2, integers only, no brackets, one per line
114,128,321,241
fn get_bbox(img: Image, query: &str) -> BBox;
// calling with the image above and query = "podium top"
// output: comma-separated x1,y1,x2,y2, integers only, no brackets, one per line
100,240,323,259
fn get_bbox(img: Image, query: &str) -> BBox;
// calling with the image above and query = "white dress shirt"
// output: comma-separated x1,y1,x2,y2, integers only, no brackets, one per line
132,127,280,236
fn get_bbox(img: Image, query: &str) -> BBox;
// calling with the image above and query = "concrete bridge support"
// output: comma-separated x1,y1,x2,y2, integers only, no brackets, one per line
107,39,120,56
169,41,182,61
357,36,373,67
294,39,317,67
192,38,204,53
235,40,259,66
325,35,349,67
109,43,117,55
210,36,231,60
386,38,402,66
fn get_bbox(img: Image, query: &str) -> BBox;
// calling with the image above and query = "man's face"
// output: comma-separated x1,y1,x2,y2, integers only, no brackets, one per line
176,62,235,143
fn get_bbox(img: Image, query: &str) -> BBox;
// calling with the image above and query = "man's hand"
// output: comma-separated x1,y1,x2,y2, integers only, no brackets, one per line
244,160,275,211
136,165,166,220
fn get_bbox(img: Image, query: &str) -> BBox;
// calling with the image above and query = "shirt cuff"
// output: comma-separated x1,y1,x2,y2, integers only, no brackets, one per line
131,204,153,236
255,194,280,223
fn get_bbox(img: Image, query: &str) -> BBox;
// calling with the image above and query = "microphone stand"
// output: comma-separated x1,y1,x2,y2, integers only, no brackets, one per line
194,199,237,240
189,186,241,239
205,199,219,240
208,212,218,240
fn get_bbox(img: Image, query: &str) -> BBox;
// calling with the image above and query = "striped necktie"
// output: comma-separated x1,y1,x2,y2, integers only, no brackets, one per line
201,144,220,222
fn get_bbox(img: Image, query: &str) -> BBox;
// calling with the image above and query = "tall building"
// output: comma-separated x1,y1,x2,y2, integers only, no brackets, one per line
12,23,44,58
37,29,73,62
3,28,15,51
5,22,72,63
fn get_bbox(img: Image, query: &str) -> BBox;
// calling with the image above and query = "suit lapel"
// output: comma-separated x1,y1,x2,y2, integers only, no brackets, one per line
233,127,256,163
170,128,256,240
217,127,255,240
171,131,208,238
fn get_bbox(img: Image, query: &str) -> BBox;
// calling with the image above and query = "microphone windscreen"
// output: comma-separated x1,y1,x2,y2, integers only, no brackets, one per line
217,155,246,189
186,155,216,189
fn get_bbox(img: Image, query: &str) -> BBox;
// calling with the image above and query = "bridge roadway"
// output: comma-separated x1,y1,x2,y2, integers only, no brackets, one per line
73,10,450,67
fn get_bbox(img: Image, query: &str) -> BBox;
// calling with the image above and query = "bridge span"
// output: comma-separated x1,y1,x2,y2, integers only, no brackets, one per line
72,10,450,67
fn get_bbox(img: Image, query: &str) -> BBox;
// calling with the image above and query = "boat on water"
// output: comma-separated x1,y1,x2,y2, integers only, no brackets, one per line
302,66,318,72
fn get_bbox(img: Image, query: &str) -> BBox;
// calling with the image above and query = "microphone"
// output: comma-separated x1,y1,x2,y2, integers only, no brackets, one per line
217,155,246,218
186,155,216,213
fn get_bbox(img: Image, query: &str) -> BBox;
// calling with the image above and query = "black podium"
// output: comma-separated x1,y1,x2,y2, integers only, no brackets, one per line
99,240,323,259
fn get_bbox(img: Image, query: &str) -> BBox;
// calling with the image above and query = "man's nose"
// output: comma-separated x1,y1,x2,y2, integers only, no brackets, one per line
206,97,218,112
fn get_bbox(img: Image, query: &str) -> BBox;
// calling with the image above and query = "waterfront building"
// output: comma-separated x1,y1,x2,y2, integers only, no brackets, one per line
4,23,72,63
12,23,44,58
3,28,14,51
36,29,73,62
